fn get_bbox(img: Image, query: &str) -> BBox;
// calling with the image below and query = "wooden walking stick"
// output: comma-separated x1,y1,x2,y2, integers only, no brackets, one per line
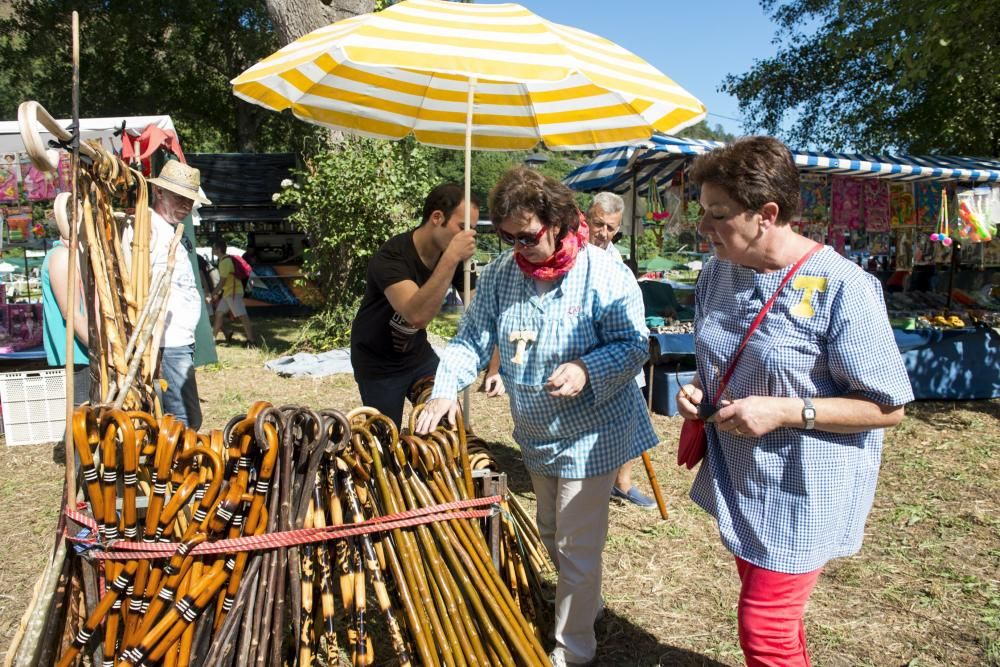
643,362,669,520
65,13,81,496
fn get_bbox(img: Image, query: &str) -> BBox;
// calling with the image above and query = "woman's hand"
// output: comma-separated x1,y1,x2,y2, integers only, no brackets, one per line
676,383,703,420
712,396,789,437
414,398,460,434
481,372,506,397
481,346,505,397
545,360,588,397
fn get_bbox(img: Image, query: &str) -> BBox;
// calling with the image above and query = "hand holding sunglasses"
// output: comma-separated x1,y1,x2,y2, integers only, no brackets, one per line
675,372,703,420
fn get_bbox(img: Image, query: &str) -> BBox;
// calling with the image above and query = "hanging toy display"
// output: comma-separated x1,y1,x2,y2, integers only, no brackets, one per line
955,187,996,243
929,187,952,246
644,176,671,222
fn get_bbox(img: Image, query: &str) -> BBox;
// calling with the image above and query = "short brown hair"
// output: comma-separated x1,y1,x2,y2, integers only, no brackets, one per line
688,136,800,224
421,183,481,226
489,166,579,240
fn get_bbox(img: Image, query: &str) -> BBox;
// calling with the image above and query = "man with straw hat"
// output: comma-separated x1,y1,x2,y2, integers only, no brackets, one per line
145,159,211,429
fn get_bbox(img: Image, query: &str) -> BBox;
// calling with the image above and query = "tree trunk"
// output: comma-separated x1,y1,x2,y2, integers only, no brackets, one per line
234,101,265,153
264,0,370,144
266,0,373,47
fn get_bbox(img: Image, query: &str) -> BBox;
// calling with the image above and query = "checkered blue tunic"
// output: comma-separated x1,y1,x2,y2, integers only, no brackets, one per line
430,245,658,479
691,247,914,573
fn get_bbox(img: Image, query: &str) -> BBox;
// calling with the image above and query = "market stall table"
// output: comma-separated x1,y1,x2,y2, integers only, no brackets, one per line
895,327,1000,400
648,327,1000,415
0,346,47,361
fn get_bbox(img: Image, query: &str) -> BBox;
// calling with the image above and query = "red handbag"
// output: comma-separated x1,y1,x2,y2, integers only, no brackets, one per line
677,418,707,469
677,244,821,469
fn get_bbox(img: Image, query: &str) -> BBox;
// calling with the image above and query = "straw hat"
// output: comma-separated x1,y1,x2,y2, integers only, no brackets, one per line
148,160,212,205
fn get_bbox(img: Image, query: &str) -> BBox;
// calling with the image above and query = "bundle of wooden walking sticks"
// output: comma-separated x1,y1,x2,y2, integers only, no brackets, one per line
19,100,170,420
9,98,556,666
33,402,551,666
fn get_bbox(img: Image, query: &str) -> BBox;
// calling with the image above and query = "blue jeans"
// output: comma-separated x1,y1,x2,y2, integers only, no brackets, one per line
160,344,202,430
354,355,439,427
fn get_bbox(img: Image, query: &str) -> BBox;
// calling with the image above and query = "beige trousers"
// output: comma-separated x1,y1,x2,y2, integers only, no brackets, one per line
530,469,617,665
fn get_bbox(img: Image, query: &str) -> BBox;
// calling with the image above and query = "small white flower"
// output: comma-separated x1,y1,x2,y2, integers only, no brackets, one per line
280,178,293,188
272,192,280,202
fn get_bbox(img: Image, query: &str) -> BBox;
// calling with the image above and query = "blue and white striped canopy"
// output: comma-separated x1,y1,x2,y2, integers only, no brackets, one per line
564,134,1000,194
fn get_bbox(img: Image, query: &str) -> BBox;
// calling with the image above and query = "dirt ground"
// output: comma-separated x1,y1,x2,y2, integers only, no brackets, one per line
1,314,997,666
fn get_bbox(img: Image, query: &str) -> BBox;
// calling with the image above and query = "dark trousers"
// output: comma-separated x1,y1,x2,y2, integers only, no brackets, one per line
354,355,439,427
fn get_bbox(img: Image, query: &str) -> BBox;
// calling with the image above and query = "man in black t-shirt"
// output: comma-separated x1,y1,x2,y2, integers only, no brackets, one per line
351,183,500,425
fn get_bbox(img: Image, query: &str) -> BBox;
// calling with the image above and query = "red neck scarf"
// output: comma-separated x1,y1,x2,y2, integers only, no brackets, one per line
514,214,589,281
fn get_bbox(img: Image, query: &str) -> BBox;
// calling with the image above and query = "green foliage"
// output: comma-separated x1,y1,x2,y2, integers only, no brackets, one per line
291,299,359,352
685,200,704,224
533,152,579,184
0,0,313,152
429,150,519,214
724,0,1000,155
475,231,502,264
275,135,434,312
636,229,660,262
427,309,461,341
678,121,736,143
427,148,582,216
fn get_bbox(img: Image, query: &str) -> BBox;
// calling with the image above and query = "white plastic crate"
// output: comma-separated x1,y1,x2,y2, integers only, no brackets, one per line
0,369,66,446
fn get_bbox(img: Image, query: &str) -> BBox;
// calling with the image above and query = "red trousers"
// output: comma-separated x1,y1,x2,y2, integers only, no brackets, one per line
735,557,823,667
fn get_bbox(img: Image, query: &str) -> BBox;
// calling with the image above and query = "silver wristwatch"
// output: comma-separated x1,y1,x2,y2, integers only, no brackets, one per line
801,398,816,430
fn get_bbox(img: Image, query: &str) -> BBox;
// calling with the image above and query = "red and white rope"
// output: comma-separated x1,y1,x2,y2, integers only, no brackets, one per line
64,495,501,561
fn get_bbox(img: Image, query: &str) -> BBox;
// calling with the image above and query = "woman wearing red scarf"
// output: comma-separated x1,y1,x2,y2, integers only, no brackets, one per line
417,167,658,666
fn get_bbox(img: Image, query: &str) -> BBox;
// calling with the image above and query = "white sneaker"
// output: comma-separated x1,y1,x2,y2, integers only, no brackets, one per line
548,649,596,666
548,651,569,667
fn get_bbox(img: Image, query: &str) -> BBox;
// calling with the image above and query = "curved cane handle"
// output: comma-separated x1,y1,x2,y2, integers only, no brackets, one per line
17,100,98,172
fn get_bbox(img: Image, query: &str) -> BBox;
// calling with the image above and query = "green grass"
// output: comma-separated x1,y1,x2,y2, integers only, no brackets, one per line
1,316,999,666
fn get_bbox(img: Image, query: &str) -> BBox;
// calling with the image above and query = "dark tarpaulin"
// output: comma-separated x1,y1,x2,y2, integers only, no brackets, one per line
186,153,297,222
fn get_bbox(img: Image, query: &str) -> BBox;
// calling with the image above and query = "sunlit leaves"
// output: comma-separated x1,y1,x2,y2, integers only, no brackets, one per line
724,0,1000,155
274,135,434,309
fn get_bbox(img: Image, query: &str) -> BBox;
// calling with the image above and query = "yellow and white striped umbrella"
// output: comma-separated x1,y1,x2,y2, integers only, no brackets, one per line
232,0,706,151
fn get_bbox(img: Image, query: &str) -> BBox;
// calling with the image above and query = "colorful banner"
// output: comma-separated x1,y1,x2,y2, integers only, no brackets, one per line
890,184,916,228
831,176,863,230
863,180,891,232
914,181,944,230
0,153,20,204
800,174,830,221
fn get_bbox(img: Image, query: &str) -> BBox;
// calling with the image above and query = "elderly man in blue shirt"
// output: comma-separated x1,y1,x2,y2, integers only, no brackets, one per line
587,191,658,509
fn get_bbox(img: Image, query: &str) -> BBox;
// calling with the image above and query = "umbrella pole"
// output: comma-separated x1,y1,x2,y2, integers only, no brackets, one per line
461,76,476,426
629,170,638,276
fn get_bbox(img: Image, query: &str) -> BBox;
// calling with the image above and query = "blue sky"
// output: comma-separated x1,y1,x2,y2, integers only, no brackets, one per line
515,0,785,136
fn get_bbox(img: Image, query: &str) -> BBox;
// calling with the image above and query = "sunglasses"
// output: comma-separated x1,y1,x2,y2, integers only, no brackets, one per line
498,225,548,248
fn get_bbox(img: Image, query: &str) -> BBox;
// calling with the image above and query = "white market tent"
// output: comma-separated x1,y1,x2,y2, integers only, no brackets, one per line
0,111,217,367
0,114,178,155
1,112,209,220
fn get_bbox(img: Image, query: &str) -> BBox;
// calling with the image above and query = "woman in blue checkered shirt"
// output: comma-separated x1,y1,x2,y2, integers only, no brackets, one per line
676,137,914,667
416,167,658,667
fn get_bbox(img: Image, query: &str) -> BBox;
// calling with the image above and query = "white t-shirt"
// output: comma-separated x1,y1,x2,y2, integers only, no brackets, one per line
123,210,202,347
